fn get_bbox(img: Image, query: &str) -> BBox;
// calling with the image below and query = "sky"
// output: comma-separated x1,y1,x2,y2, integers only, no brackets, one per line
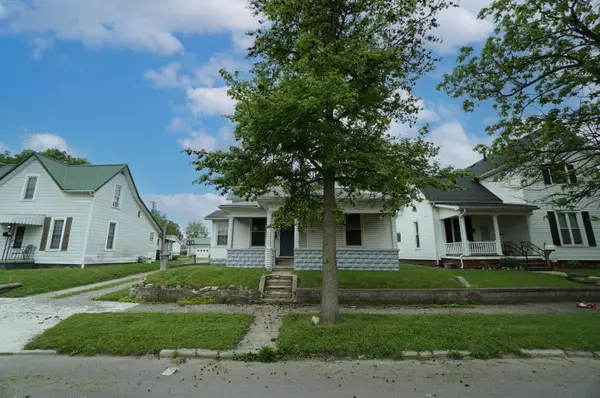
0,0,499,231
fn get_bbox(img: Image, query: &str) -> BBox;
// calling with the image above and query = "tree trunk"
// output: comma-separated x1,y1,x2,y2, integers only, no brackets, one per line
320,168,340,324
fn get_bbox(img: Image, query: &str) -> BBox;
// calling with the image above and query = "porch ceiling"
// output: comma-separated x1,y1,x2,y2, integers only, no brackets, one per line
434,203,538,216
0,214,46,226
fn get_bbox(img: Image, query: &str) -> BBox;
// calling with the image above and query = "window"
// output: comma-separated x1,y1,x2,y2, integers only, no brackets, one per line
106,221,117,250
48,219,65,250
544,164,576,185
112,184,123,208
137,210,141,218
13,226,26,249
345,214,362,246
443,218,462,243
149,232,154,242
217,221,228,246
396,233,401,243
557,213,583,245
251,218,266,246
22,175,38,200
414,221,420,248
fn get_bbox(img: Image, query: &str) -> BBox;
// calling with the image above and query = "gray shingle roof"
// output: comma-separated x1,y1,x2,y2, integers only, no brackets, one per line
422,176,503,205
205,210,228,220
188,237,211,245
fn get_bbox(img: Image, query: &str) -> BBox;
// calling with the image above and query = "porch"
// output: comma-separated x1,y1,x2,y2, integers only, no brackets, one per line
1,215,44,266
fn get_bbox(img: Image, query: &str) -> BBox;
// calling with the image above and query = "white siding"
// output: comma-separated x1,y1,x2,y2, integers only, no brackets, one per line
232,218,252,248
396,201,438,260
0,158,92,265
210,220,227,259
301,214,394,249
481,175,526,204
190,244,211,257
84,171,160,264
498,215,530,245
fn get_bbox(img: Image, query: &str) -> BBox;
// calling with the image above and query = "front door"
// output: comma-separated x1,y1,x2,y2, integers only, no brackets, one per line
279,227,294,257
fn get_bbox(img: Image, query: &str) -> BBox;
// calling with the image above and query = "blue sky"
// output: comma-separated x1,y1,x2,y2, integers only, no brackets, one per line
0,0,497,229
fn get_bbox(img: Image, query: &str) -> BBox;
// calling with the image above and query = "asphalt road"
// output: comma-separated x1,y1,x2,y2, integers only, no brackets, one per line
0,355,598,397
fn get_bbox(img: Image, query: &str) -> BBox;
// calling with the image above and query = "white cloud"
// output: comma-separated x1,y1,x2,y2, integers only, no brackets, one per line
0,0,9,19
186,86,236,117
177,130,218,151
167,117,188,133
232,30,255,51
429,122,491,167
144,62,191,89
193,54,246,87
0,141,8,152
3,0,259,56
431,1,494,54
21,133,73,154
144,192,228,230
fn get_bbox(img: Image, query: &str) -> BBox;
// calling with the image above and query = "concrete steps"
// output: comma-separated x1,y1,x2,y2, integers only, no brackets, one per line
263,274,293,302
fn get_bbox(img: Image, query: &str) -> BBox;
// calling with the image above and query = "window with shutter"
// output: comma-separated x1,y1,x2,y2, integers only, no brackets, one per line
544,164,576,185
556,212,584,245
48,218,66,250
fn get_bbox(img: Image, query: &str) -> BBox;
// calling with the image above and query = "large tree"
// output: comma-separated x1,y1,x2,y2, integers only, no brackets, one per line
439,0,600,208
185,221,209,239
187,0,464,324
0,148,89,165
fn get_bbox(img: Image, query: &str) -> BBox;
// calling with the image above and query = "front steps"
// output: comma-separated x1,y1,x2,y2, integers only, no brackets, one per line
274,257,294,272
263,274,294,302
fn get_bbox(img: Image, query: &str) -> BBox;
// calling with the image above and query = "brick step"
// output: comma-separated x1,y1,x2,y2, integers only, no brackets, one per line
266,285,292,292
274,266,294,271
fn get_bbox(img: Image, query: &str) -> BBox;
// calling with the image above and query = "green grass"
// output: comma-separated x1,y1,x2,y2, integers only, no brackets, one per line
296,265,463,289
564,268,600,276
278,313,600,359
0,263,160,297
25,312,254,356
296,265,582,289
52,278,140,299
145,266,267,289
92,288,133,302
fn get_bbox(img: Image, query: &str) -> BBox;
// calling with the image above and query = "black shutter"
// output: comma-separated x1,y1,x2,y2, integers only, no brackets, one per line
547,211,561,246
566,164,577,183
542,169,552,185
61,217,73,251
465,216,474,241
581,211,596,247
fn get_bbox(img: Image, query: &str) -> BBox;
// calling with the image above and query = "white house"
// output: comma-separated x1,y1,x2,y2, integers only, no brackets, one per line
186,237,211,258
0,153,162,267
397,156,599,268
165,235,181,256
204,192,399,270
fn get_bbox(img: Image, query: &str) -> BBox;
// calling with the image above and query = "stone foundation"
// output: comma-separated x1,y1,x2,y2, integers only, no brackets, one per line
209,258,227,266
294,249,398,270
226,249,265,268
133,284,259,302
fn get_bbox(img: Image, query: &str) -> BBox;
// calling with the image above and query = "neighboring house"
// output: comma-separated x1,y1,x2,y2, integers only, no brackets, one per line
397,156,599,268
0,153,162,267
165,235,181,256
204,193,399,270
187,237,211,258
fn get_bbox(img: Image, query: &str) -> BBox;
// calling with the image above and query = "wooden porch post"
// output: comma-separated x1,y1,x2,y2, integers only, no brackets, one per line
227,217,234,249
492,215,503,255
265,210,274,270
458,216,470,255
294,220,300,249
390,215,398,249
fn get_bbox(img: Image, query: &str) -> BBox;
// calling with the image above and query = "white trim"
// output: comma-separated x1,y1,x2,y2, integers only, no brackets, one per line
105,220,118,251
112,184,123,209
555,211,587,246
20,174,40,201
215,220,228,247
149,231,155,243
46,217,66,251
80,192,96,267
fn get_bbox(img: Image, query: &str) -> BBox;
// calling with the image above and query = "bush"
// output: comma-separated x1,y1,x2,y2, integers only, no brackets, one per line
567,260,581,269
172,255,180,261
499,257,520,270
180,249,188,256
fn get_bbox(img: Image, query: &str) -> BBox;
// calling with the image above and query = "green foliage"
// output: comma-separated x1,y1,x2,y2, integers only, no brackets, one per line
498,257,521,270
0,148,89,165
150,209,182,239
439,0,600,208
447,351,464,360
234,346,285,363
145,265,266,289
185,0,466,229
185,221,209,239
567,259,582,269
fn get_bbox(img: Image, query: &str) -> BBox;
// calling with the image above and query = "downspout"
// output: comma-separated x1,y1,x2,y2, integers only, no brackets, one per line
458,208,467,269
80,191,96,268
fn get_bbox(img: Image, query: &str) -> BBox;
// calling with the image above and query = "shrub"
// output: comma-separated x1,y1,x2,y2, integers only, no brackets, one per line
172,255,180,261
180,249,188,256
478,261,490,270
499,257,520,270
567,260,581,269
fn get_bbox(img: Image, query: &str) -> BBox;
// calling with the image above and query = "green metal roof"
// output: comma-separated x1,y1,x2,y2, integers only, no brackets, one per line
0,164,16,180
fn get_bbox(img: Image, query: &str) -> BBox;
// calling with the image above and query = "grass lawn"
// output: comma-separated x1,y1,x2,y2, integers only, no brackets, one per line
93,288,132,302
563,268,600,276
296,265,581,289
25,313,253,356
278,313,600,359
145,266,267,290
52,278,140,299
0,262,160,298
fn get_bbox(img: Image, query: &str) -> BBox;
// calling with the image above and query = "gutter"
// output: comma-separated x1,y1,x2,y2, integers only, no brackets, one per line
458,208,467,269
80,191,96,268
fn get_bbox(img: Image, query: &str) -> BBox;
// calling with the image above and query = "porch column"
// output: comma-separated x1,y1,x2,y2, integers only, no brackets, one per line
227,217,234,249
458,216,470,255
265,210,274,270
492,215,503,255
390,215,398,248
294,220,300,249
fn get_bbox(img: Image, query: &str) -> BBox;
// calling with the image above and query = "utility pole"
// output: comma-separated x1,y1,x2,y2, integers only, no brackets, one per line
160,220,169,271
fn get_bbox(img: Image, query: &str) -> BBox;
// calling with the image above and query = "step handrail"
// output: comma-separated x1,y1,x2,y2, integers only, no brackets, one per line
521,241,545,258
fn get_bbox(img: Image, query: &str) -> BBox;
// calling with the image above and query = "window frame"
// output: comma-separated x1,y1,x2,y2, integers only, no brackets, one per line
414,221,420,249
112,184,123,209
444,218,462,243
546,163,575,185
149,231,155,243
344,214,363,247
556,212,585,246
21,174,39,201
216,221,228,246
250,218,267,247
46,217,66,251
105,221,118,251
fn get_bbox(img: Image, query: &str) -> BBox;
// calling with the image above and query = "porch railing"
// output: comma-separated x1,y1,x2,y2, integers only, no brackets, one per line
445,242,463,255
469,241,497,255
0,245,36,262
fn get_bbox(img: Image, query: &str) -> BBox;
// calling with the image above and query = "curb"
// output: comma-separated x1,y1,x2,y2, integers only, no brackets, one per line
0,350,57,356
159,348,260,359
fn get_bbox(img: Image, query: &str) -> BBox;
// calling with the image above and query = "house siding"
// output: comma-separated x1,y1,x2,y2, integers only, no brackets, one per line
396,200,439,261
210,220,228,261
301,214,393,249
0,158,91,265
84,172,160,264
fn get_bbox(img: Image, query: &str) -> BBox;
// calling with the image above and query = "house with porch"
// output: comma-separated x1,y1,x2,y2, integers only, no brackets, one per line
0,153,162,268
397,157,599,268
204,193,399,270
